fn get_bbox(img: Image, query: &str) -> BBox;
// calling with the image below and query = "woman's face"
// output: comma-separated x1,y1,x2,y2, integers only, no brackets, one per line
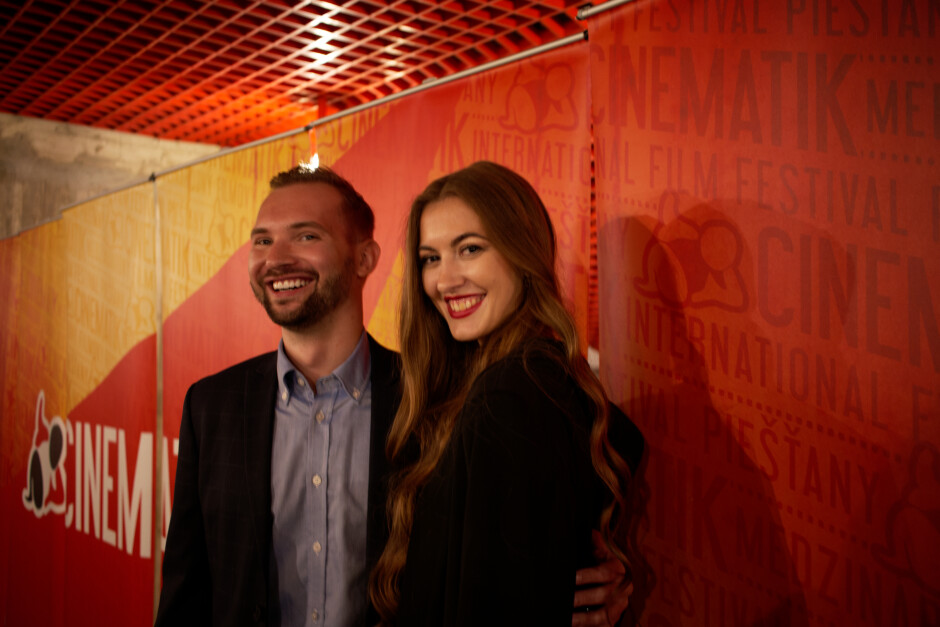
419,197,524,343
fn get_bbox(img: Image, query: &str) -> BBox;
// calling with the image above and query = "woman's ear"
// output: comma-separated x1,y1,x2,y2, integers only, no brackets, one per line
356,239,381,278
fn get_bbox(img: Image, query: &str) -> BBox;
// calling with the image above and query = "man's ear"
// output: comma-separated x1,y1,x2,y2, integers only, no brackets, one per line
356,239,381,278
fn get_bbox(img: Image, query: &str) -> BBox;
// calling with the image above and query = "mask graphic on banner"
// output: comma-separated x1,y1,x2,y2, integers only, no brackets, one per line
635,192,748,312
22,390,74,526
500,61,579,133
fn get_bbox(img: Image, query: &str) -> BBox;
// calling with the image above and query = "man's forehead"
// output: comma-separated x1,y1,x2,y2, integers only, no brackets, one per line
257,183,343,216
251,183,352,240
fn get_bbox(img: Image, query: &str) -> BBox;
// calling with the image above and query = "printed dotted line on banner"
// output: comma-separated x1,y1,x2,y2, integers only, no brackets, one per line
730,475,874,552
632,355,895,551
629,355,903,465
864,150,936,166
861,53,934,65
541,188,582,202
595,193,657,207
834,52,935,167
641,545,823,623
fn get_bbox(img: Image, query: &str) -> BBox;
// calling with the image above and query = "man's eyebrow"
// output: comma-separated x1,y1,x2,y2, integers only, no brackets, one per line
288,221,326,231
250,221,325,237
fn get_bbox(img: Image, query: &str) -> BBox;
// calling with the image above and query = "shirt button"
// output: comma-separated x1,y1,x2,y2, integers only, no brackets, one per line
298,379,305,387
313,541,322,554
315,410,325,423
312,474,321,487
281,391,287,401
352,388,361,399
312,609,319,622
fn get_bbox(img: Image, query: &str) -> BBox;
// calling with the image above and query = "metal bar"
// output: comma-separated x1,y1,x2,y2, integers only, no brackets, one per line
151,174,165,623
577,0,639,20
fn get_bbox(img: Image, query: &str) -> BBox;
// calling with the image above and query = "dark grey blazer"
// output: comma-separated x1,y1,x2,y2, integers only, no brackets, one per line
154,335,401,627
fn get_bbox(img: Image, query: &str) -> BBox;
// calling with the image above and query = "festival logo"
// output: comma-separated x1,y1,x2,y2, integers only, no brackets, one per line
22,390,74,526
634,192,748,312
499,60,579,133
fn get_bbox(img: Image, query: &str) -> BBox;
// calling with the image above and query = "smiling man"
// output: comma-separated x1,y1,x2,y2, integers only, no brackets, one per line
155,165,401,627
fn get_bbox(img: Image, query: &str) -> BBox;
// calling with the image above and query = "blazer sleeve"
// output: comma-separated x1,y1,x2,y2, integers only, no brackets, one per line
442,372,591,626
154,385,212,626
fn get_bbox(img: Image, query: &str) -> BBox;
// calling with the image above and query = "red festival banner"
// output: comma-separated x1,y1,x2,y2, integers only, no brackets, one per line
588,1,939,626
316,40,594,350
1,132,310,626
2,182,158,627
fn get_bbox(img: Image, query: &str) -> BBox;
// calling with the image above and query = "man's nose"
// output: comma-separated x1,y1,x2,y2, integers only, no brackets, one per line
264,238,295,266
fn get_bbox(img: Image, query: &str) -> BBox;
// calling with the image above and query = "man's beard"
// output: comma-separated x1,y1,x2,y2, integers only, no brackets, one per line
253,260,354,330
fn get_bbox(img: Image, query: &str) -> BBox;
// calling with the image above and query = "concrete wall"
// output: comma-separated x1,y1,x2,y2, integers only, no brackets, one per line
0,113,220,240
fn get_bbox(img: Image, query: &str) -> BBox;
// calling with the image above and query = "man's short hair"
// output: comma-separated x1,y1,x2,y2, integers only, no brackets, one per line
270,165,375,240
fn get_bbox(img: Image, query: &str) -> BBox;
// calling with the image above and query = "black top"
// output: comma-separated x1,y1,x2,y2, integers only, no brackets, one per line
396,341,643,626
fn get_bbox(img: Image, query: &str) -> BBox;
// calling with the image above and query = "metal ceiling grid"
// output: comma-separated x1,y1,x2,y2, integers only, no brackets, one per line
0,0,587,147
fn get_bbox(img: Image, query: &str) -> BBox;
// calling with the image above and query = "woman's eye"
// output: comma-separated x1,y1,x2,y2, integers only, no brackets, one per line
460,244,482,255
419,255,439,266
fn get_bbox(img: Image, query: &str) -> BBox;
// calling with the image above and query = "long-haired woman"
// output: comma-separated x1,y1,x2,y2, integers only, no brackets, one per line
371,161,644,625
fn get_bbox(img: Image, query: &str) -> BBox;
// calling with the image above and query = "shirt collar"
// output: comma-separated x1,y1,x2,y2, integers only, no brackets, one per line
276,331,371,404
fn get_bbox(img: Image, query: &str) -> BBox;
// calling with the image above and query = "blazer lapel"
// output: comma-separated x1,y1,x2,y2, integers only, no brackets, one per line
242,352,277,566
365,336,402,572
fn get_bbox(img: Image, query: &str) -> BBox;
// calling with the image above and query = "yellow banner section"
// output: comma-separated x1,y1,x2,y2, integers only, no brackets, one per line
0,235,20,481
63,184,156,412
2,224,71,481
366,250,405,351
157,133,311,319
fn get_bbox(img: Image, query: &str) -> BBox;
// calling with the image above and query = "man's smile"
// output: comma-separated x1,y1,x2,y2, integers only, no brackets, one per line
271,278,311,292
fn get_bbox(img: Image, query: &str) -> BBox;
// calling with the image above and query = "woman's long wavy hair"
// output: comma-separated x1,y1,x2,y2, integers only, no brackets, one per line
370,161,636,623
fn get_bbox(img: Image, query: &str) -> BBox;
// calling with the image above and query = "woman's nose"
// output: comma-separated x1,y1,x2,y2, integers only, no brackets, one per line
435,256,463,292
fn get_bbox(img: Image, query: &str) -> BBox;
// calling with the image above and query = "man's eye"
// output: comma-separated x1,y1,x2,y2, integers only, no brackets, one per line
300,233,319,241
253,238,272,246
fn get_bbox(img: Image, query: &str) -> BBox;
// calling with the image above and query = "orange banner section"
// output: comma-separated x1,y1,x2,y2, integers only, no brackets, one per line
317,41,594,350
589,1,939,626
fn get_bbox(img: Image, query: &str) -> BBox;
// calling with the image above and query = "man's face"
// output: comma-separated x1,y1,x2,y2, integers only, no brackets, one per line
248,183,357,331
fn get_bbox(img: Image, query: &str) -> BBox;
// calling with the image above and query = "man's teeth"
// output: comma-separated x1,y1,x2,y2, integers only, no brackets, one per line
272,279,309,291
449,296,483,312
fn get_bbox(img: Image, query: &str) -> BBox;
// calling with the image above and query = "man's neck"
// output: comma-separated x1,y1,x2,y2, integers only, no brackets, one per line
280,305,365,384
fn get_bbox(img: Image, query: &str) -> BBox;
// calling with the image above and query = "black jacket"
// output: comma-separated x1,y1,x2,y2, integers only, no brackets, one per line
155,335,401,627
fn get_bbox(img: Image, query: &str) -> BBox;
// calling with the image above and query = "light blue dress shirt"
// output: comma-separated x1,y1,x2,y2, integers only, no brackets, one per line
269,333,372,626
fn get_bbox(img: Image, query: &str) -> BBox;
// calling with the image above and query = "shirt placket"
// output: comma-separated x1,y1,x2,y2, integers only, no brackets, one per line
307,379,335,625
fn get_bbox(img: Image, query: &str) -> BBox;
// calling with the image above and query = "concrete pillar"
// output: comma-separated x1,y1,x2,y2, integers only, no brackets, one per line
0,113,220,239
